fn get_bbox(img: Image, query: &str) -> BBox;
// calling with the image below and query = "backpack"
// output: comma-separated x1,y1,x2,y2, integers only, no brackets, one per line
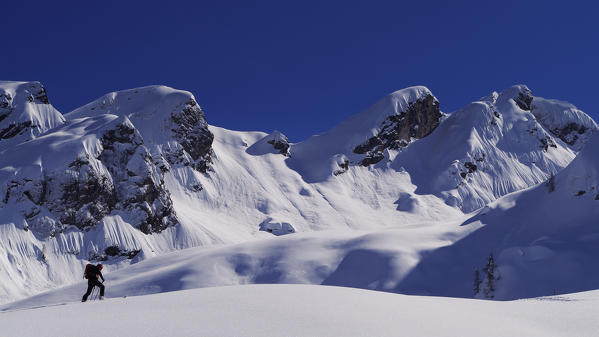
84,263,94,279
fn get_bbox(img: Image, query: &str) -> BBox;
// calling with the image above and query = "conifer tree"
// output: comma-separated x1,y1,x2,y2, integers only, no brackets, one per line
546,173,556,192
473,268,481,296
482,253,497,298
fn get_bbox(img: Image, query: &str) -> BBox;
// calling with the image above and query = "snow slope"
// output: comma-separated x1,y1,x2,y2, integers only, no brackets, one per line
1,285,598,337
0,81,64,148
532,96,598,151
0,223,470,311
0,81,596,304
398,132,599,299
394,85,582,212
0,84,463,303
288,86,441,182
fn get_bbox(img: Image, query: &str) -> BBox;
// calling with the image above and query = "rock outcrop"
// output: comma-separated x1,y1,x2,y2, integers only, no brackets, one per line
259,217,296,236
353,94,442,166
170,99,214,172
265,131,291,156
99,118,177,234
246,130,291,157
0,85,217,238
531,96,598,152
1,116,178,237
0,81,65,145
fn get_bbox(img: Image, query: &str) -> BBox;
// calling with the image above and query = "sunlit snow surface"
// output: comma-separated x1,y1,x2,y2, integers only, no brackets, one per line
2,285,598,337
0,81,598,305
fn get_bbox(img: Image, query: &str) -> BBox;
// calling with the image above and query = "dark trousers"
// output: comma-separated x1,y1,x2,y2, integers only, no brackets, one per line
82,278,105,301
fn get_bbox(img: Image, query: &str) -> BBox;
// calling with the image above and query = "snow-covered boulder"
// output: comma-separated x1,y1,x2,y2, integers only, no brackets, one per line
258,217,296,235
247,130,291,156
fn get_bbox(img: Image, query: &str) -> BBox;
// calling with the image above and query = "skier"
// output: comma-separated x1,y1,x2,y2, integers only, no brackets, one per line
82,263,105,302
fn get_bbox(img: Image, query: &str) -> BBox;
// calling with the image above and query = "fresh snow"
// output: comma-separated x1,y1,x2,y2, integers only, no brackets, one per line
0,225,471,311
0,80,597,307
1,285,598,337
65,85,197,146
288,86,436,182
532,96,598,151
401,132,599,299
394,85,578,212
0,81,65,148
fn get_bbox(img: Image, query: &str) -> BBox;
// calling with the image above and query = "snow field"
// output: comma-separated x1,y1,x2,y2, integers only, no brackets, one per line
1,284,598,337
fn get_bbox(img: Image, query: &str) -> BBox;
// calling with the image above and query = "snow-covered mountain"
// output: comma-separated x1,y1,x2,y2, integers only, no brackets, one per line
398,131,599,299
0,80,596,304
0,81,64,147
393,85,592,212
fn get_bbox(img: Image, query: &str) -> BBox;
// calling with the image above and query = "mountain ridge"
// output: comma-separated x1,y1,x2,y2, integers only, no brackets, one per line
0,80,596,304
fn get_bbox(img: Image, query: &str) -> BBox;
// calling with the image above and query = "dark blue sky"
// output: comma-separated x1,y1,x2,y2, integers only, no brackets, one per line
4,1,598,141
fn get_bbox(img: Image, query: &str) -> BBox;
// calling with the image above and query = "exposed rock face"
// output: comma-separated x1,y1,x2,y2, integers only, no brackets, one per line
2,117,178,237
525,124,558,152
99,119,177,234
170,99,214,173
247,130,291,157
4,155,117,236
32,86,50,104
531,96,598,152
549,123,589,147
514,88,533,111
538,136,558,152
65,86,215,175
359,152,386,166
0,92,12,109
0,121,34,140
266,131,290,156
460,161,478,179
89,245,140,261
0,81,64,144
333,159,349,176
0,84,215,240
353,94,442,166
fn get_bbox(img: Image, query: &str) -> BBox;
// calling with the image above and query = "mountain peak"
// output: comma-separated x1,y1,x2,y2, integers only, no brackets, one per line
289,86,442,181
65,84,214,172
496,84,533,111
373,86,436,117
65,85,196,120
0,81,65,146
